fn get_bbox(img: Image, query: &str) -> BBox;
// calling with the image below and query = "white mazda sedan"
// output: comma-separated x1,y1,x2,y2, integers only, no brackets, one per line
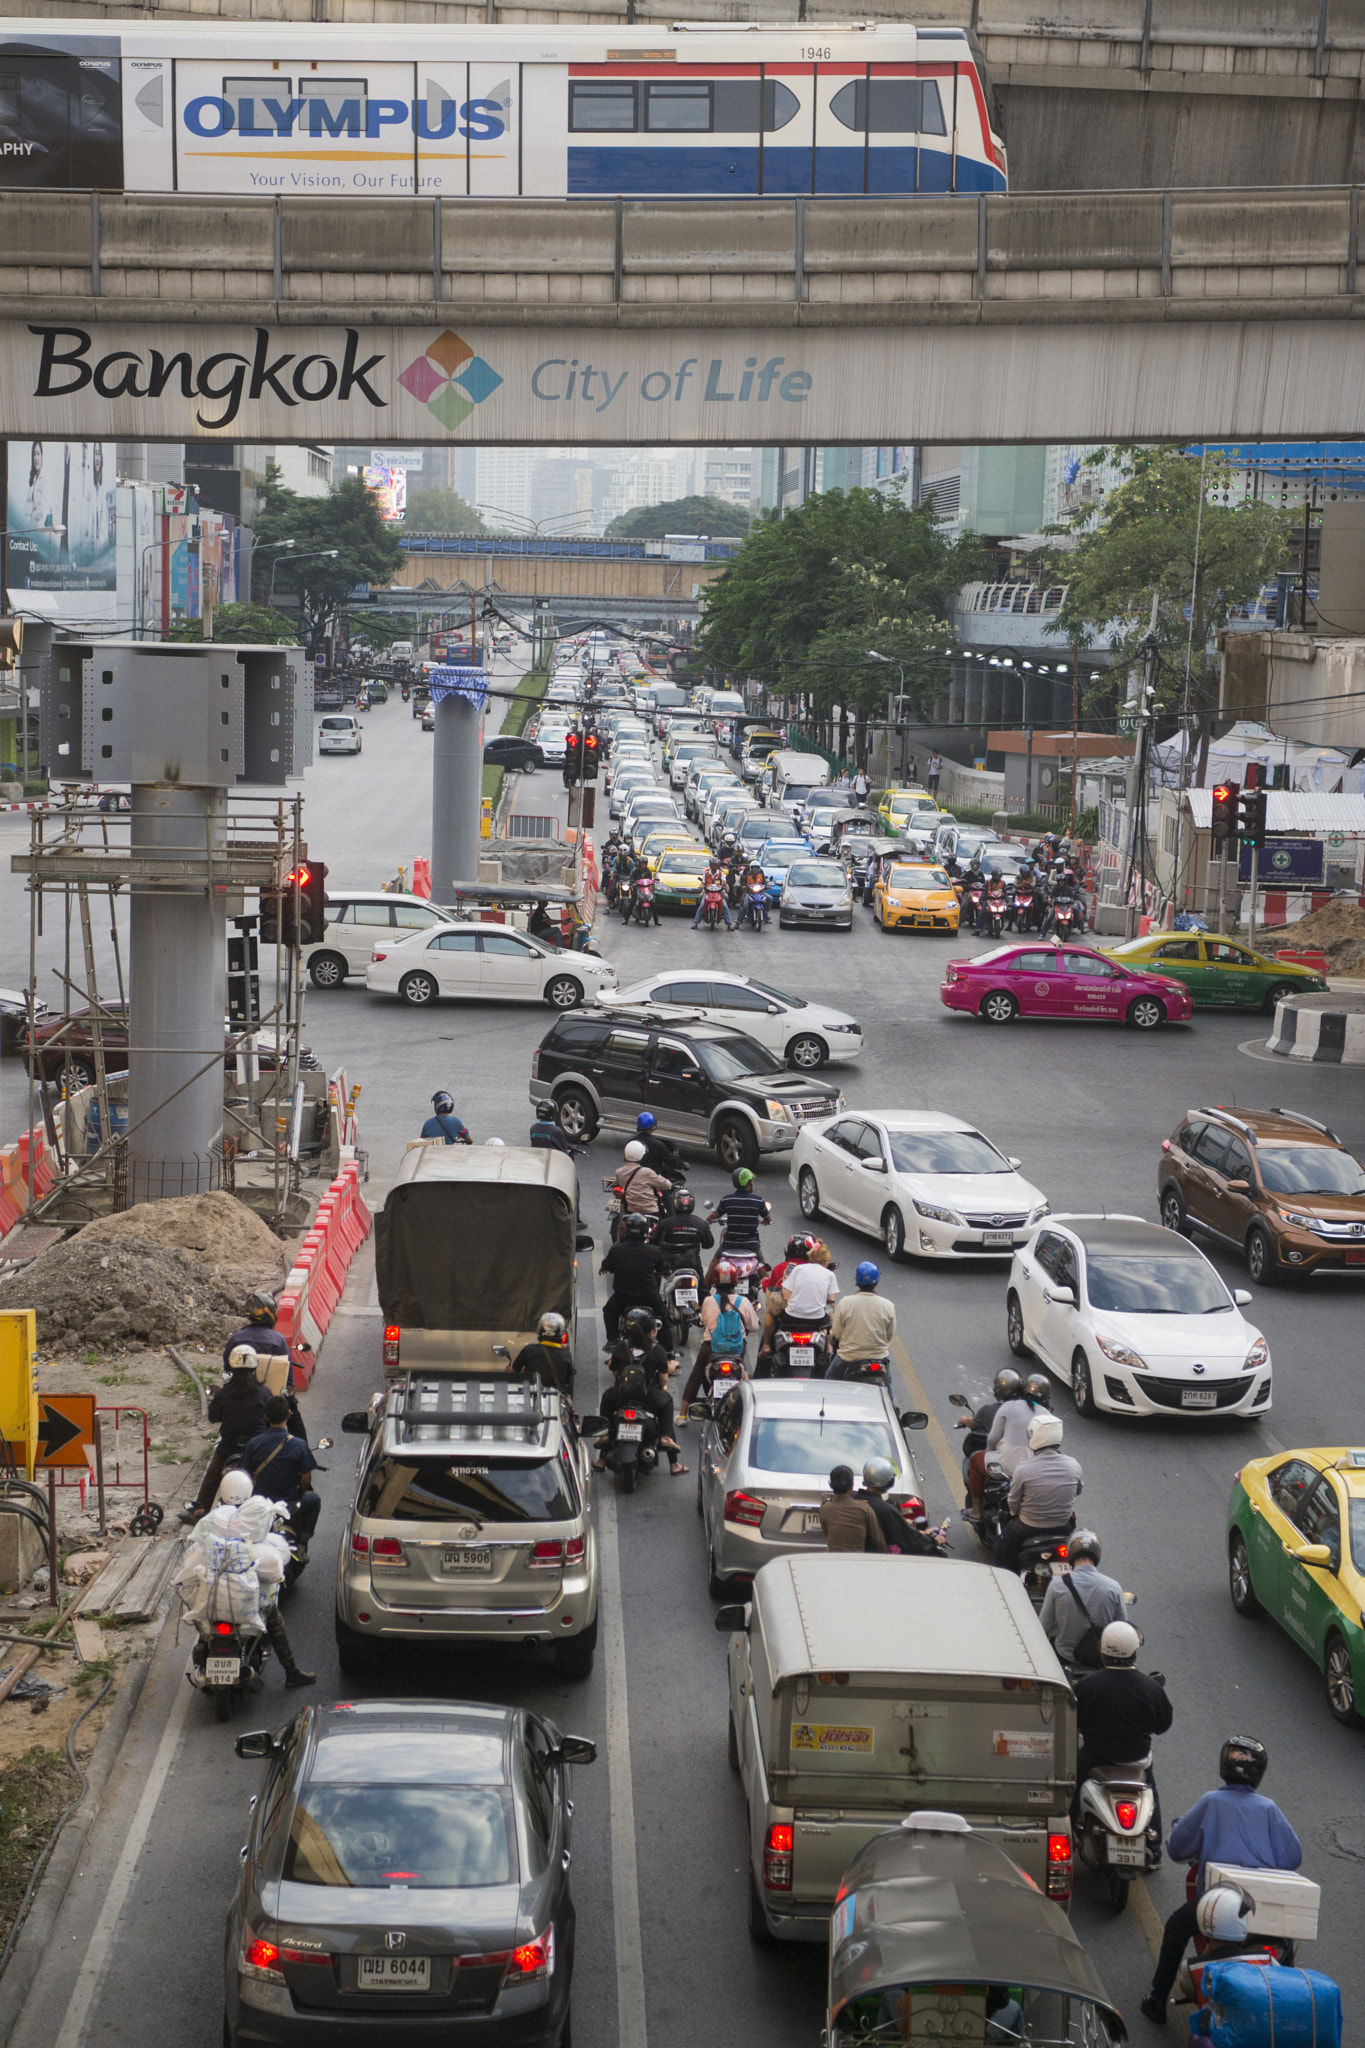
791,1110,1048,1261
365,922,616,1011
601,971,862,1071
1006,1213,1272,1421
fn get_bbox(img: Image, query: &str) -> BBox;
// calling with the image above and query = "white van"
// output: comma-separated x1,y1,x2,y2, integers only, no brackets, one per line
766,749,831,808
390,640,414,661
318,714,362,757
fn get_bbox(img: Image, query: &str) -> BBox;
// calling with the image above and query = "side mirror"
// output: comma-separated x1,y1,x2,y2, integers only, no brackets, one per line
576,1231,595,1251
948,1392,971,1410
688,1397,714,1421
340,1411,370,1434
1226,1179,1250,1193
580,1414,606,1433
714,1603,750,1633
1288,1542,1332,1568
861,1156,887,1172
1007,1156,1022,1169
556,1735,598,1766
899,1409,930,1431
1233,1288,1253,1306
1046,1286,1076,1308
234,1731,278,1760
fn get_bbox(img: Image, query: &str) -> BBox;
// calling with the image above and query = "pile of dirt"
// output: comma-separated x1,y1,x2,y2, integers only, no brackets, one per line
0,1192,287,1352
1260,898,1365,978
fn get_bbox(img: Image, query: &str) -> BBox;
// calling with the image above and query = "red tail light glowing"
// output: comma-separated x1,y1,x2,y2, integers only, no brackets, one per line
382,1325,400,1366
1046,1832,1073,1900
530,1540,565,1568
763,1823,794,1890
1115,1800,1139,1831
215,1622,234,1636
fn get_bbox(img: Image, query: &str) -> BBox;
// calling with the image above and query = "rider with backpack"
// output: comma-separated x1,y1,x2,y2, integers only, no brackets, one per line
678,1260,758,1421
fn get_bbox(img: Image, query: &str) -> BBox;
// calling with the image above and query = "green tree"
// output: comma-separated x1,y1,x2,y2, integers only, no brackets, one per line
607,494,751,540
401,486,488,537
250,468,404,650
167,600,299,645
1039,446,1293,777
698,486,987,758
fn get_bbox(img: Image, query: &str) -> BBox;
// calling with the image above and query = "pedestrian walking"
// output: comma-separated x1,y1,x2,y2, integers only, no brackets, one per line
852,765,870,804
927,751,942,796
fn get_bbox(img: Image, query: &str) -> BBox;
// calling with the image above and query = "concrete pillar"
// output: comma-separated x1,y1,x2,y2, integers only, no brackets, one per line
127,785,227,1202
431,685,484,904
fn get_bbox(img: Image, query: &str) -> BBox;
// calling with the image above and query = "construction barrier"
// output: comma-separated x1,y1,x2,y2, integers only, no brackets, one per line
275,1159,372,1362
0,1123,57,1239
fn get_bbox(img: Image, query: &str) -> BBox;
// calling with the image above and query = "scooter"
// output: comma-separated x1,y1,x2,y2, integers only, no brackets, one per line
625,875,658,926
948,1391,1011,1549
1012,878,1036,930
701,879,725,931
983,884,1009,938
188,1618,268,1723
825,1350,892,1386
1018,1524,1078,1610
663,1263,703,1351
1075,1755,1160,1911
742,880,767,931
765,1321,832,1379
964,878,984,930
587,1404,659,1495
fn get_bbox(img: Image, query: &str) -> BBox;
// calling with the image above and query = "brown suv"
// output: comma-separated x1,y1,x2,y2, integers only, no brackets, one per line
1159,1106,1365,1284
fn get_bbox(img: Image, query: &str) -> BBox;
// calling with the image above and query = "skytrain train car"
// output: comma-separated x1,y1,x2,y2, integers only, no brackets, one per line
0,22,1006,199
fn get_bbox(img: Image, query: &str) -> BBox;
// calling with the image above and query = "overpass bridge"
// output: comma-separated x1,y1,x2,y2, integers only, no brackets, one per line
2,0,1358,192
1,188,1362,446
391,541,731,614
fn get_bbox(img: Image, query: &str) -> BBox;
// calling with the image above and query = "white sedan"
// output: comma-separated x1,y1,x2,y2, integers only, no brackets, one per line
791,1110,1049,1261
1006,1213,1272,1420
600,971,862,1070
365,923,617,1011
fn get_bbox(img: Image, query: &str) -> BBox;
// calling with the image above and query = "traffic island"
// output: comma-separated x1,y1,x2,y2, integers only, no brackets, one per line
1266,990,1365,1064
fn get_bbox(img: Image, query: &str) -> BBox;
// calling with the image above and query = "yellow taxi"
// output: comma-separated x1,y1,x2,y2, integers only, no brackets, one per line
1228,1447,1365,1724
873,861,960,933
876,787,943,835
653,847,712,913
637,827,702,872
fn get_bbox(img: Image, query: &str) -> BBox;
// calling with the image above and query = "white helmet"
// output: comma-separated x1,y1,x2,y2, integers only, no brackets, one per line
484,1136,506,1147
624,1140,647,1163
1195,1886,1251,1944
1027,1412,1064,1452
215,1470,253,1507
1099,1621,1141,1667
227,1344,259,1376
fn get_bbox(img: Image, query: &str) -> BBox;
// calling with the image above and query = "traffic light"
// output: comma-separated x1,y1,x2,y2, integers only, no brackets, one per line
279,863,329,948
583,731,601,782
1239,787,1268,849
563,732,583,787
1210,781,1239,843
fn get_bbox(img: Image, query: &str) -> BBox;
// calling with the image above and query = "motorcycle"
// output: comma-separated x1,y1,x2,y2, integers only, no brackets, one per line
1018,1524,1077,1610
189,1619,268,1722
700,879,725,931
702,1235,768,1307
948,1390,1011,1549
586,1404,659,1495
964,878,984,931
1051,896,1083,939
400,682,410,701
1011,879,1036,930
663,1263,702,1351
1075,1757,1160,1911
825,1350,892,1386
626,875,658,927
742,880,767,931
765,1321,832,1379
983,884,1009,939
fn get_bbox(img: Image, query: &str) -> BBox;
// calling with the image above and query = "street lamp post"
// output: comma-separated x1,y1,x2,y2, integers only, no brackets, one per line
867,651,907,781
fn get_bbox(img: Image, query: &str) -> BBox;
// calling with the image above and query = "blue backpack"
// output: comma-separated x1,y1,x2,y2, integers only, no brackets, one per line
711,1302,745,1361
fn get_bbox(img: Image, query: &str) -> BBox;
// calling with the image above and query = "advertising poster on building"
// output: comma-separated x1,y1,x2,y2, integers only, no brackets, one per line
363,463,407,522
6,440,117,597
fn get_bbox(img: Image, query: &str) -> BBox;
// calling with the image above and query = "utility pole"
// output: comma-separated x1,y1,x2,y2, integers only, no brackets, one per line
1121,594,1160,939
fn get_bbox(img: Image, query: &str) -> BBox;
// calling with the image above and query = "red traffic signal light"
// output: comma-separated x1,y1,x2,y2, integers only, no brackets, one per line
1210,781,1239,843
279,863,328,948
583,732,601,782
563,731,583,786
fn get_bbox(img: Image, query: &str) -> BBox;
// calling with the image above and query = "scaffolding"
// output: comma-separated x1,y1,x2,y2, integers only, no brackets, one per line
11,788,310,1232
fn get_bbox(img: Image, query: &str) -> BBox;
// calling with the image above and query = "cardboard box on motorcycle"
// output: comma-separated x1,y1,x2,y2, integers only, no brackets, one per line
374,1146,583,1376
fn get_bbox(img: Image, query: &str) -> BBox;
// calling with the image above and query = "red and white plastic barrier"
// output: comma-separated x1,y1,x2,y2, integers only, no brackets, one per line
0,1124,57,1238
275,1159,371,1362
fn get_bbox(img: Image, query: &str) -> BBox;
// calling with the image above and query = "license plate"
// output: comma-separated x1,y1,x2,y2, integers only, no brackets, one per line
1108,1838,1145,1868
803,1510,823,1532
675,1287,698,1305
617,1422,644,1442
206,1656,239,1683
359,1956,431,1991
789,1344,815,1372
982,1231,1014,1248
1049,1558,1069,1577
1181,1388,1218,1408
442,1547,492,1573
1345,1249,1365,1266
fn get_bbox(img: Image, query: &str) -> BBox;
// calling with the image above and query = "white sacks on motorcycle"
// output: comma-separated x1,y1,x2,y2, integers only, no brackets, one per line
177,1496,288,1634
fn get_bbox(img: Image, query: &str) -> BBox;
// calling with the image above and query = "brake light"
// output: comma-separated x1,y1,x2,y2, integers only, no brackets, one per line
621,1409,639,1421
350,1533,370,1557
724,1490,766,1528
242,1935,284,1982
530,1540,565,1568
565,1534,586,1565
371,1537,406,1564
791,1330,812,1343
507,1927,554,1980
372,949,388,962
902,1495,925,1526
1055,1542,1068,1560
215,1622,234,1636
1046,1832,1073,1900
763,1823,794,1890
1115,1800,1139,1831
383,1325,400,1366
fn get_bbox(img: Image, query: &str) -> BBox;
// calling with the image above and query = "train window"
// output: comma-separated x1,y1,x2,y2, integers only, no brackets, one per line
713,79,800,132
306,76,368,126
569,80,637,131
224,77,295,126
830,78,946,134
645,80,710,131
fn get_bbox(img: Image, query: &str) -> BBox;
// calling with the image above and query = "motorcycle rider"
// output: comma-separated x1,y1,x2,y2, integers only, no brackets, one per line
599,1212,670,1343
655,1189,714,1274
221,1294,307,1442
625,859,661,926
511,1311,575,1401
966,1368,1036,1521
1072,1620,1171,1842
613,1139,673,1229
242,1395,322,1558
984,867,1009,933
1141,1737,1302,2027
859,1458,948,1555
828,1262,896,1376
993,1411,1082,1573
739,850,770,923
1045,865,1086,938
1039,1529,1127,1668
421,1090,471,1145
679,1260,759,1418
179,1348,268,1525
775,1242,840,1368
692,857,735,931
207,1470,315,1691
597,1358,687,1476
709,1167,771,1278
819,1464,888,1553
962,852,987,929
530,1099,576,1157
634,1111,686,1187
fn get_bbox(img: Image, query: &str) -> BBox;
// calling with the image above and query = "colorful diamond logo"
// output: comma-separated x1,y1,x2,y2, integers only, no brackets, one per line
400,329,502,432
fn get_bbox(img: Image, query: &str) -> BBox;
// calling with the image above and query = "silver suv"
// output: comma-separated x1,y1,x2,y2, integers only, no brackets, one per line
335,1374,598,1681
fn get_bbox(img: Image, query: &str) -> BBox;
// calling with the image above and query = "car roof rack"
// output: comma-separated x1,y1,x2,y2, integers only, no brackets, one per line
1266,1108,1340,1143
1199,1105,1258,1144
388,1374,560,1437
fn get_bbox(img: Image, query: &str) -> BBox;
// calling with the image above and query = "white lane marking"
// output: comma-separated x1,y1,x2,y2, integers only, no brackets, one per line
596,1480,649,2048
52,1665,195,2048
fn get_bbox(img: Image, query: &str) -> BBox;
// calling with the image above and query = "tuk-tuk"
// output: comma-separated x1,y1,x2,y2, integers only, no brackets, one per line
845,834,903,904
827,1816,1128,2046
820,809,880,857
368,677,388,704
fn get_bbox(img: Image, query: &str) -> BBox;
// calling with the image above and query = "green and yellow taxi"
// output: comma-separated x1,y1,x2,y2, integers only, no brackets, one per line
1103,932,1328,1012
876,787,943,835
740,731,782,781
637,826,701,872
873,861,961,933
653,847,711,913
1228,1447,1365,1724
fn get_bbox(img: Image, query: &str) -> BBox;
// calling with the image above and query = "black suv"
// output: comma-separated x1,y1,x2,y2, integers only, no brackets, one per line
530,1008,843,1172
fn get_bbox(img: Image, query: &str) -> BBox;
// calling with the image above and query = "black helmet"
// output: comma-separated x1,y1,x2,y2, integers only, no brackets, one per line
674,1189,696,1215
1069,1528,1102,1566
1023,1373,1052,1408
623,1212,650,1241
786,1233,814,1262
992,1368,1024,1403
245,1291,277,1327
1219,1736,1269,1790
622,1306,658,1344
535,1099,556,1122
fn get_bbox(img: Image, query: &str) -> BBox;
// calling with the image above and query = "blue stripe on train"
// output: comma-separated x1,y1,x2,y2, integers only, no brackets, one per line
566,142,1005,197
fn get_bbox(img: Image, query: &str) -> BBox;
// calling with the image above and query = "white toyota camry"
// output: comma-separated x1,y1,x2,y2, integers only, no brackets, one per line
365,922,616,1011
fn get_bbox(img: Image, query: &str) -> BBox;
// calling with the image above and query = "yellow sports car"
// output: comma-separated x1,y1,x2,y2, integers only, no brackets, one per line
1227,1447,1365,1724
873,862,960,933
876,787,943,834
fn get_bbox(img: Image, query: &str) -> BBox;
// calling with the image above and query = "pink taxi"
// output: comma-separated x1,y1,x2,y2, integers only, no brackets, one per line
940,941,1194,1030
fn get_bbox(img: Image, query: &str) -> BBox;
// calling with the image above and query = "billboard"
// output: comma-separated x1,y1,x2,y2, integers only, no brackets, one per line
1239,838,1326,886
363,463,407,523
6,439,116,597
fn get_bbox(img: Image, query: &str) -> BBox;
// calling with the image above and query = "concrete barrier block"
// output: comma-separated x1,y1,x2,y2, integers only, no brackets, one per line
515,271,551,303
838,273,876,304
1233,265,1275,296
1270,264,1309,297
1036,269,1074,299
872,270,910,301
1172,265,1208,296
103,196,274,270
1002,268,1042,299
445,199,613,274
385,272,423,302
1102,267,1141,298
482,273,519,302
192,270,229,299
624,201,793,274
284,198,429,274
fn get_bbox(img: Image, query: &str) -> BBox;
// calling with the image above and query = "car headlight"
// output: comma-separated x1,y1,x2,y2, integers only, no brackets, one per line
1028,1201,1050,1223
885,896,902,908
827,1022,860,1034
1244,1337,1269,1371
763,1100,793,1123
912,1199,964,1226
1276,1205,1317,1231
1096,1335,1148,1370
